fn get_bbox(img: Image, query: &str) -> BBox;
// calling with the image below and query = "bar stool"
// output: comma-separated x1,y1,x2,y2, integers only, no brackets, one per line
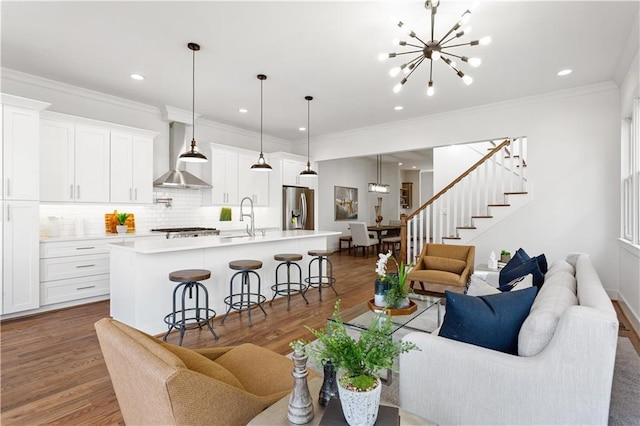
163,269,218,346
270,253,309,310
304,250,338,301
222,260,267,327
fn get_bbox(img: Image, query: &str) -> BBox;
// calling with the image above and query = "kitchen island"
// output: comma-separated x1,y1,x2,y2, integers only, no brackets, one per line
109,230,340,334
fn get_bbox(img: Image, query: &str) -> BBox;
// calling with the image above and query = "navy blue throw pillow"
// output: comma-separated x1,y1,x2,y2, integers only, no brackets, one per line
536,254,548,274
438,287,538,354
500,257,544,288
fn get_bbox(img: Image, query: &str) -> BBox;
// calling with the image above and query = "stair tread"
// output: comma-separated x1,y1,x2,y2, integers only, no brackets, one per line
504,191,528,195
442,236,461,240
488,203,510,207
472,215,493,219
456,226,477,230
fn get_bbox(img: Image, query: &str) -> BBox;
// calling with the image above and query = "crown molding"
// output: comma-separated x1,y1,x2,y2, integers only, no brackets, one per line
1,68,160,115
160,105,201,124
0,93,50,111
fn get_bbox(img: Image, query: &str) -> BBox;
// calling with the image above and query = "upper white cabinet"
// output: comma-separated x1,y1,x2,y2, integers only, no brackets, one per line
40,112,156,203
238,153,270,206
3,105,41,200
209,148,239,205
110,133,154,203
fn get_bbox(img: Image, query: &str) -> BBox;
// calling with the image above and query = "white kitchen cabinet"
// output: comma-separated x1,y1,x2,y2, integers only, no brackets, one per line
40,238,120,305
209,148,239,205
282,158,306,186
40,118,110,202
3,201,40,314
110,132,154,203
2,105,41,200
238,153,270,206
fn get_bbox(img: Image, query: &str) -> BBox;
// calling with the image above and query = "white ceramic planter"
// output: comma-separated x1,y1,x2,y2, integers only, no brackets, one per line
116,225,128,234
337,376,381,426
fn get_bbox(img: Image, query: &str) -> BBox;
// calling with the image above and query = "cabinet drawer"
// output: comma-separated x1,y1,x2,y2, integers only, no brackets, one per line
40,254,109,282
41,274,110,305
40,238,121,258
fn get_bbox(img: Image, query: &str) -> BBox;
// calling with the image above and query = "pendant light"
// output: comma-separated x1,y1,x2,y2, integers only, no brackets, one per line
179,42,207,163
368,154,389,193
300,95,318,176
251,74,272,170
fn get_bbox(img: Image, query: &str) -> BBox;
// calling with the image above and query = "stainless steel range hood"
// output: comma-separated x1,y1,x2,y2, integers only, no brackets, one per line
153,122,211,189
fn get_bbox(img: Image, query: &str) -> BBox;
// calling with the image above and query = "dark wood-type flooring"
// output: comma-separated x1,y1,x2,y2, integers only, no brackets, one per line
1,252,639,425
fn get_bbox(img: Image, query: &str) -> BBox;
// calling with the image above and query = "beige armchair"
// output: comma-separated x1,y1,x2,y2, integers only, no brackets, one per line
95,317,308,425
407,243,475,295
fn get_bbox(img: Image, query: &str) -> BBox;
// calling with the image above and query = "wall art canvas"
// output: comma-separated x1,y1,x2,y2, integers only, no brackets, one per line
335,186,358,221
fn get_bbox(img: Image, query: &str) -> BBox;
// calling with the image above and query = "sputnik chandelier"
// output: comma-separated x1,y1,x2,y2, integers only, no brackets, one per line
379,0,491,97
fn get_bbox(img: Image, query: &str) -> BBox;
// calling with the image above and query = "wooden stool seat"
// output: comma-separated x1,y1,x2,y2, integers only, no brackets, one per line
169,269,211,282
308,250,334,257
274,253,303,262
229,260,263,270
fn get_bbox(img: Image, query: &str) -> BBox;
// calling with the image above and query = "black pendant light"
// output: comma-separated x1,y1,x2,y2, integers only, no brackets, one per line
251,74,272,171
179,42,207,163
300,95,318,176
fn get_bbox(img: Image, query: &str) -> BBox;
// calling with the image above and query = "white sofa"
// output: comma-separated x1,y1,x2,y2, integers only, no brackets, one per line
399,254,619,425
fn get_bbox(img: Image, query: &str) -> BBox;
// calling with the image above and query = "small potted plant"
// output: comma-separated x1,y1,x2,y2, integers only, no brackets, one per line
375,251,413,309
304,301,418,426
500,250,511,263
115,212,129,234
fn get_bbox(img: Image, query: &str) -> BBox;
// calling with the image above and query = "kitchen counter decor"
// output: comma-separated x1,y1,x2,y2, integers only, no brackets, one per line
105,210,135,233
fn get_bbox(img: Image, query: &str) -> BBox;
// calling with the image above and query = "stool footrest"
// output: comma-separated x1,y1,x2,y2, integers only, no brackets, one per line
163,308,217,329
223,294,267,310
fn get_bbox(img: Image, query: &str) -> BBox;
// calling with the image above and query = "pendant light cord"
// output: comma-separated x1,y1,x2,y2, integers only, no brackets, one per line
260,78,263,152
192,46,196,143
307,99,311,163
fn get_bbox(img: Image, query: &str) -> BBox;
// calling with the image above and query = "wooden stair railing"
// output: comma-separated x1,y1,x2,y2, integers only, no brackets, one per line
400,137,528,264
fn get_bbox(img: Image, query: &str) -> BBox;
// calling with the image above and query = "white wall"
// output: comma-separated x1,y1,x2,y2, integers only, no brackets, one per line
311,83,622,298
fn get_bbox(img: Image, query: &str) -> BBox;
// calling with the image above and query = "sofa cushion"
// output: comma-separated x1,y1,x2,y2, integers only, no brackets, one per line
545,259,575,279
518,271,578,356
438,286,538,354
499,257,544,288
162,343,244,389
423,256,467,275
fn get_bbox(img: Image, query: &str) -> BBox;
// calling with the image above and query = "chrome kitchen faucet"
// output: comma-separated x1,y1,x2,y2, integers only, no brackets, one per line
240,197,255,237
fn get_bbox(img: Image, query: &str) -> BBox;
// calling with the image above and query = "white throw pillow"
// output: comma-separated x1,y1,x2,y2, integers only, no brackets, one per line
466,274,533,296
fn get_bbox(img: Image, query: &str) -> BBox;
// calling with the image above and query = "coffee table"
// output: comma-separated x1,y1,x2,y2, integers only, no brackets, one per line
338,294,443,335
247,377,434,425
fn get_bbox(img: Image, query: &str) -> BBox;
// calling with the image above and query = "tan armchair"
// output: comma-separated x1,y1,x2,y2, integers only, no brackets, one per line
407,243,475,295
95,318,309,425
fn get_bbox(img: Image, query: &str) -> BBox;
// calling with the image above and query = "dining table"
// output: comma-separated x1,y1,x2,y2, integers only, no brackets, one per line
367,224,401,251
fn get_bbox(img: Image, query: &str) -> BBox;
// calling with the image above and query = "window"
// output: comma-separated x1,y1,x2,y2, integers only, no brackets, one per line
621,99,639,245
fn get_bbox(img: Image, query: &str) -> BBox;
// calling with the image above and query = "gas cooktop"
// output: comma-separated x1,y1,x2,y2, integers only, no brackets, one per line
151,227,219,239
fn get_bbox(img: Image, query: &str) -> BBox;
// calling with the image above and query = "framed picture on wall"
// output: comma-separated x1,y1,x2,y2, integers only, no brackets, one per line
335,186,358,221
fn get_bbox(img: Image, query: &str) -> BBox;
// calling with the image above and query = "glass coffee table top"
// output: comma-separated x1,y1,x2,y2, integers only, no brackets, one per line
333,294,443,336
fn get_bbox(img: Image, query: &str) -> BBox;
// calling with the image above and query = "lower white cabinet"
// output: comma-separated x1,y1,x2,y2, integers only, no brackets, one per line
40,238,121,305
2,201,40,314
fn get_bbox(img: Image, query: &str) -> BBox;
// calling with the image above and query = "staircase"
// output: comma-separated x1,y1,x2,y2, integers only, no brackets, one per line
400,137,531,264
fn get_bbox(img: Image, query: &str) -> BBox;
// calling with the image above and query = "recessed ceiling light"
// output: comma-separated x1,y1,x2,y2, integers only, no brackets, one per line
557,69,572,76
394,106,404,111
130,73,145,81
238,108,248,113
412,166,417,169
398,162,403,166
299,127,306,131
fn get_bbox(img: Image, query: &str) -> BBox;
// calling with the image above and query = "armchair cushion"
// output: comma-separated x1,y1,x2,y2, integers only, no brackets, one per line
163,343,244,389
423,256,467,275
438,286,538,354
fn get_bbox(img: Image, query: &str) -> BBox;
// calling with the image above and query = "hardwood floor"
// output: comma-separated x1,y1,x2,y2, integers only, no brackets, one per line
0,251,376,425
1,252,638,425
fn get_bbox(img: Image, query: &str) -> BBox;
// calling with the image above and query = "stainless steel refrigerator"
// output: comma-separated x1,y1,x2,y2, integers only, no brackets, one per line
282,186,314,230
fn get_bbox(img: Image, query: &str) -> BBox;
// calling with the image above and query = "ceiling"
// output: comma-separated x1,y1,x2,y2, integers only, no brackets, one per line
1,1,638,150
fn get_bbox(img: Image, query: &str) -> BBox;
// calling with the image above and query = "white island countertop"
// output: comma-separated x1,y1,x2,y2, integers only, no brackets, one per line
110,230,340,254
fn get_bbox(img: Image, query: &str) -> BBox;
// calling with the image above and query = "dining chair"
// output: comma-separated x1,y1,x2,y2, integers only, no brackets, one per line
349,222,378,257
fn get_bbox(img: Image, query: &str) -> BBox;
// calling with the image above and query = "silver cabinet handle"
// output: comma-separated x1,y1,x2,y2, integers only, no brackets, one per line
76,246,95,250
129,188,132,201
76,285,96,290
134,188,138,201
77,185,80,200
76,264,95,268
70,185,74,200
6,204,10,221
6,179,10,197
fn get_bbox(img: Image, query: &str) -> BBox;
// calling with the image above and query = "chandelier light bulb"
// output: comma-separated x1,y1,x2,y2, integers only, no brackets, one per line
378,53,388,61
464,26,472,35
427,81,435,97
479,36,492,45
431,51,441,61
468,57,482,67
393,82,403,93
389,67,401,77
462,75,473,85
461,11,471,24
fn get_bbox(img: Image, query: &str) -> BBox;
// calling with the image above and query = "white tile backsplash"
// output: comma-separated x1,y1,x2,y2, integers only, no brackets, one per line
40,188,280,238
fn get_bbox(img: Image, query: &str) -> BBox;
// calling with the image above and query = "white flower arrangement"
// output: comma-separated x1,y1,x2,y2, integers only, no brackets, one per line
375,251,414,308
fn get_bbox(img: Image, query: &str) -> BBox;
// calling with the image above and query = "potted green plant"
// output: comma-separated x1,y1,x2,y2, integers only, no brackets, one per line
375,251,413,309
115,212,129,234
303,300,417,426
500,250,511,263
